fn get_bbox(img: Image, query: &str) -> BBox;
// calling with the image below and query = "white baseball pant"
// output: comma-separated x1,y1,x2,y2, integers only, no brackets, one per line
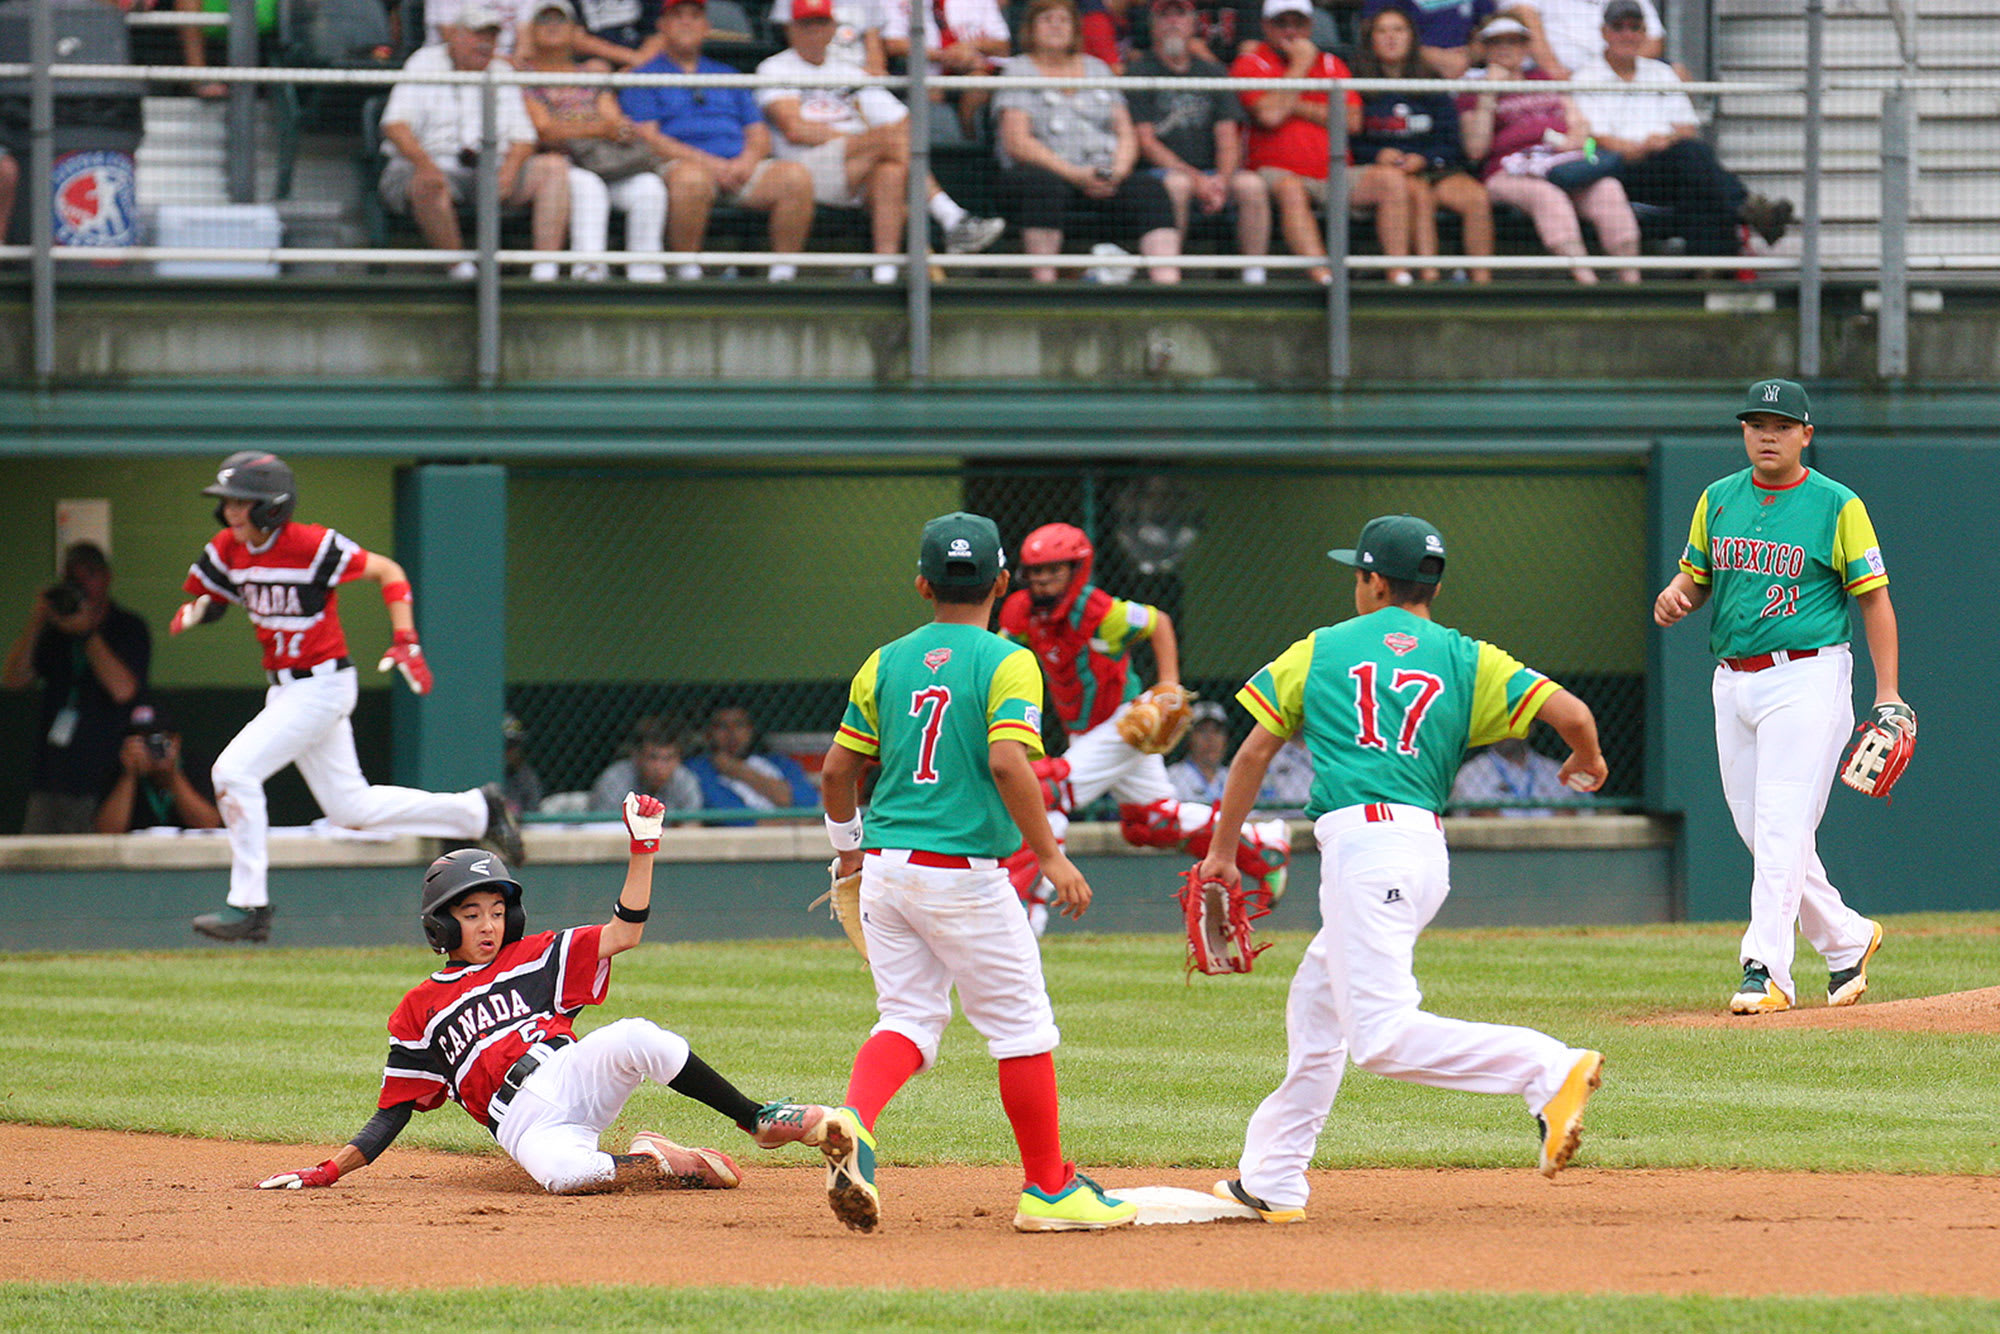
861,849,1061,1070
1712,645,1876,1002
210,666,487,909
565,166,668,276
494,1018,692,1193
1237,804,1586,1212
1058,711,1177,809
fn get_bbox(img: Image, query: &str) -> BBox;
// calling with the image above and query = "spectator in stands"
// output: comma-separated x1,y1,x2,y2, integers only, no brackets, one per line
1352,0,1494,282
1233,0,1411,285
1363,0,1508,78
379,7,574,281
769,0,887,72
1078,0,1135,69
756,0,1005,283
686,703,818,819
1449,736,1572,817
591,719,703,814
3,542,150,834
1507,0,1661,80
1574,0,1791,257
171,0,229,100
996,0,1183,284
621,0,817,281
1166,701,1231,803
1165,0,1261,65
570,0,670,67
501,713,545,814
94,702,222,834
1260,732,1314,809
1459,13,1638,284
880,0,1010,140
1130,0,1272,282
426,0,539,52
0,148,15,243
520,0,671,281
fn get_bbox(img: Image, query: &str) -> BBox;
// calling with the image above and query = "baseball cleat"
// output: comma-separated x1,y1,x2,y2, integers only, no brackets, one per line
1730,961,1793,1015
480,783,526,865
1013,1172,1138,1232
1213,1178,1305,1224
752,1100,834,1149
1535,1050,1604,1178
1827,921,1883,1007
818,1106,878,1233
627,1132,742,1189
193,904,272,943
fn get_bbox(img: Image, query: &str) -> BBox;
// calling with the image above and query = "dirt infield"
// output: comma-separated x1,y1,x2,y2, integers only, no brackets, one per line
7,1124,2000,1298
1640,985,2000,1033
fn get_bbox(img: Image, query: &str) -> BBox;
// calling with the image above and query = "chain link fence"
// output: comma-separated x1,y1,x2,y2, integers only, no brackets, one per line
502,458,1647,820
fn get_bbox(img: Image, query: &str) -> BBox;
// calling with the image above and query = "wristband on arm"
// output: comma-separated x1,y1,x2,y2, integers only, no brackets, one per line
825,813,864,852
380,580,413,607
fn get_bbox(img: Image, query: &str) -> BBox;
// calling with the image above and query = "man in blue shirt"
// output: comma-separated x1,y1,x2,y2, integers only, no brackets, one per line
621,0,816,279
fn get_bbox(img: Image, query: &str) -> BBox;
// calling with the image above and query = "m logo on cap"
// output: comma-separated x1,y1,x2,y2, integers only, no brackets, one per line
1763,384,1781,402
949,539,972,557
1425,535,1443,552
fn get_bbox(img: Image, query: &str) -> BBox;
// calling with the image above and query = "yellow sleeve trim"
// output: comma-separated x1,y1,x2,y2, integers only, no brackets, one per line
834,724,879,757
1679,558,1710,586
1238,682,1289,736
1844,572,1889,596
1508,677,1560,731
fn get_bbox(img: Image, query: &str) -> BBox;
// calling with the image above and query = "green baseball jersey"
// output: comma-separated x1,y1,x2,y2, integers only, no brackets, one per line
1677,467,1889,660
834,622,1045,858
1238,606,1561,818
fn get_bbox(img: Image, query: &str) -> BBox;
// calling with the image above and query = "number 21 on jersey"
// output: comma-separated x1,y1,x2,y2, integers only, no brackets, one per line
1350,662,1444,755
908,686,951,783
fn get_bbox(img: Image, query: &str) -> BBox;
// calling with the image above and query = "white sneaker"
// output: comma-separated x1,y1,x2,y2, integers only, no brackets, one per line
675,262,704,282
627,262,667,283
1084,242,1132,285
529,261,560,282
447,260,478,281
943,214,1006,254
767,263,798,283
1242,265,1268,285
573,262,609,282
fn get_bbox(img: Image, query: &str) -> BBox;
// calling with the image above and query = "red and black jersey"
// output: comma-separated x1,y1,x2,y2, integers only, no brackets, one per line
376,926,610,1129
183,522,369,672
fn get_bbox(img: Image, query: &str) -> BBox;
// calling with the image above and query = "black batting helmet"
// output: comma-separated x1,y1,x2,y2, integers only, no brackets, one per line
419,848,526,954
202,451,297,531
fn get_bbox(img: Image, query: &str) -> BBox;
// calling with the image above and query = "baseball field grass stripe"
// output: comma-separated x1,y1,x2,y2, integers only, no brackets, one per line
3,913,1998,1173
5,1284,2000,1332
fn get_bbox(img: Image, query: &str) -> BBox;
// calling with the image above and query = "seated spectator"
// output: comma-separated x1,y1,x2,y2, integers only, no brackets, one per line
1573,0,1791,257
1508,0,1661,79
756,0,1005,283
996,0,1183,284
1166,701,1230,803
501,713,545,814
1079,0,1135,69
379,7,573,280
1130,0,1272,282
1352,0,1494,282
3,542,150,834
1259,732,1313,809
686,703,818,820
591,719,703,814
620,0,816,281
520,0,671,281
95,702,222,833
425,0,538,52
880,0,1010,140
1459,14,1638,284
1364,0,1508,78
769,0,887,72
1232,0,1411,285
1155,0,1261,65
570,0,670,67
1449,736,1572,817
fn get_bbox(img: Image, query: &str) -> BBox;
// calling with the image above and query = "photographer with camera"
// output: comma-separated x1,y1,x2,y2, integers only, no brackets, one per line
95,702,222,834
2,542,151,833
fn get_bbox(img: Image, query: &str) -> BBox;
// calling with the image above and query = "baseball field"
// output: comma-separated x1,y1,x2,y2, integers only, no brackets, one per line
5,911,2000,1331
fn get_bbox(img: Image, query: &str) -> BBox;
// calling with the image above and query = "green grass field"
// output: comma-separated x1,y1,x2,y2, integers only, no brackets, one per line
5,912,1998,1329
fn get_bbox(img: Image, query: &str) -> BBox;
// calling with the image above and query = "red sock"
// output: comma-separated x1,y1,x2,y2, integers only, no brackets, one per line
997,1052,1068,1193
844,1031,924,1131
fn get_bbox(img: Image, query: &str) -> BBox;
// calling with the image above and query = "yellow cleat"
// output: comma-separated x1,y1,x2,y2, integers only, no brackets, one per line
1730,961,1794,1015
1536,1050,1604,1178
1013,1172,1138,1232
1214,1178,1306,1224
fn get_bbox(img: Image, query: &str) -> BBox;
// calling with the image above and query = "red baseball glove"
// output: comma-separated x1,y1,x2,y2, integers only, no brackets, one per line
1177,864,1273,977
1839,702,1916,800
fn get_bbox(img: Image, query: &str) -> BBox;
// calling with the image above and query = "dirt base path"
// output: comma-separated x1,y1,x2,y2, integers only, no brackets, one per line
6,1125,2000,1298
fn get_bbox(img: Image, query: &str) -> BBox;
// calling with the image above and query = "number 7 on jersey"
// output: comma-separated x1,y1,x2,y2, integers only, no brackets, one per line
909,686,952,783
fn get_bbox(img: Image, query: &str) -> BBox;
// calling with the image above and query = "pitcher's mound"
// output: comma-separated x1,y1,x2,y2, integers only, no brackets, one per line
1641,985,2000,1033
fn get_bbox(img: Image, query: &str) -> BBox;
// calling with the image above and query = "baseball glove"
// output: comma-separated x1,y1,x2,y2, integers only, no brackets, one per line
1118,686,1197,755
1839,702,1917,800
1177,864,1273,977
810,857,867,960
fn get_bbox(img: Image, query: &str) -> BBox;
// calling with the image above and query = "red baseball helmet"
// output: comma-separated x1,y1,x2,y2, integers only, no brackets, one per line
1018,523,1094,585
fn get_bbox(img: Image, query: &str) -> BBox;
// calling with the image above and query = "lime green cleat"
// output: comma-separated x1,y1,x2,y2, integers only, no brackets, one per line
819,1106,878,1232
1012,1172,1138,1233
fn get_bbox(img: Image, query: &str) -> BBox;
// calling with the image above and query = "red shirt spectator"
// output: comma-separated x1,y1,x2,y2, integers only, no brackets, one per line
1231,41,1361,177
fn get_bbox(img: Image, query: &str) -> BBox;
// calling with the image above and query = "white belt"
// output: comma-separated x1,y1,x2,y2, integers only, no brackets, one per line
1317,801,1444,834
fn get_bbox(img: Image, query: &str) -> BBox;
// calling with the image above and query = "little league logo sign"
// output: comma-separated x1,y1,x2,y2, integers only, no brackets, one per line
52,151,138,248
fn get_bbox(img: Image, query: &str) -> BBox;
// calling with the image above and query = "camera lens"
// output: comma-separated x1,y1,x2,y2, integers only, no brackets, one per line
145,733,171,761
45,582,82,617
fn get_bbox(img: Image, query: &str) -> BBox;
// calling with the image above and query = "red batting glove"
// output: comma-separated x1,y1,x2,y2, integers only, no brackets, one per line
624,791,665,854
258,1158,342,1190
377,629,433,695
168,595,215,635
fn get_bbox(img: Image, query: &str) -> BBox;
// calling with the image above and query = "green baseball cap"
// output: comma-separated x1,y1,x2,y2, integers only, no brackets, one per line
1328,514,1447,584
918,511,1006,588
1738,378,1811,424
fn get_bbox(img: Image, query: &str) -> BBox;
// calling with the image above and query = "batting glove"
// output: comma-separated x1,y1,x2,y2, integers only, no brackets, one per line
258,1159,342,1190
168,595,222,636
624,792,666,854
377,629,433,695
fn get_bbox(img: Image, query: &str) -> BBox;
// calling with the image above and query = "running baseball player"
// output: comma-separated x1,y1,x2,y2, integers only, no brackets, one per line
170,452,523,943
257,794,837,1194
996,522,1292,936
781,511,1136,1234
1654,379,1898,1015
1198,515,1609,1223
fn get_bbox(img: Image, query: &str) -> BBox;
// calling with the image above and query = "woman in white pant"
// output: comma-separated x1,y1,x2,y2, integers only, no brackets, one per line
521,0,669,281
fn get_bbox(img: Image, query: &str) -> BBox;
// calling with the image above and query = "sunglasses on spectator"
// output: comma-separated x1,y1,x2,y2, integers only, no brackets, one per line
1606,19,1646,31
